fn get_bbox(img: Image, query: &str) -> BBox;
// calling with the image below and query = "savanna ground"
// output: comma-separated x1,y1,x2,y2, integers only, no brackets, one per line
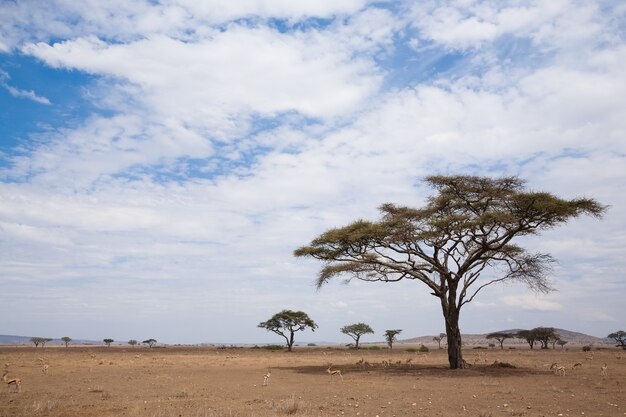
0,345,623,417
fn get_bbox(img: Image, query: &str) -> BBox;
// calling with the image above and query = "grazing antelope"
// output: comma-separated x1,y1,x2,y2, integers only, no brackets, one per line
355,358,365,370
572,362,582,370
262,370,271,386
601,363,608,377
42,364,49,374
2,370,21,393
327,365,343,381
550,362,566,376
585,354,594,361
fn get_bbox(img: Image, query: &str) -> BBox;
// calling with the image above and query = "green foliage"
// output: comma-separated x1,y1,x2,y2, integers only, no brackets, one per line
30,337,53,347
258,310,318,351
582,345,592,352
128,340,138,347
368,346,381,350
61,336,72,347
405,348,418,353
103,338,114,347
418,345,429,352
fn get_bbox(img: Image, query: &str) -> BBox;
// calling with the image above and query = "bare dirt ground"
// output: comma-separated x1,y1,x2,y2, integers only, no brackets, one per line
1,345,623,417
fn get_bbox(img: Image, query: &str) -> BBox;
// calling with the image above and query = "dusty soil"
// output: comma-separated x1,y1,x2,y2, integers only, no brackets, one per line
0,346,623,417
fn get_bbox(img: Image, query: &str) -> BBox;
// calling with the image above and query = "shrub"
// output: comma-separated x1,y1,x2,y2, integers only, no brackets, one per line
368,346,381,350
263,345,284,351
418,345,429,352
582,345,592,352
405,348,419,353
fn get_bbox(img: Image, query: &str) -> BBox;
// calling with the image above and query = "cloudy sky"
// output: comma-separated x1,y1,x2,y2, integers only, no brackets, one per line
0,0,624,345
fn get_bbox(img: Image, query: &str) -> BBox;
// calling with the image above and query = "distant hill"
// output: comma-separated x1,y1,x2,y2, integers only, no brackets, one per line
400,328,611,347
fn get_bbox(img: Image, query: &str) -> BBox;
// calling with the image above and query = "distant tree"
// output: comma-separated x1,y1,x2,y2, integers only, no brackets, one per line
550,336,561,350
61,337,72,347
608,331,626,349
258,310,318,352
294,175,605,369
143,339,157,348
516,330,538,349
341,323,375,349
533,327,558,349
384,329,402,349
103,338,114,347
128,340,138,347
557,340,568,349
486,332,515,350
432,332,446,349
30,337,53,347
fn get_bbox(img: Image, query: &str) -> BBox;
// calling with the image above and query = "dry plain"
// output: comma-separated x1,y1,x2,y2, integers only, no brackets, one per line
1,345,623,417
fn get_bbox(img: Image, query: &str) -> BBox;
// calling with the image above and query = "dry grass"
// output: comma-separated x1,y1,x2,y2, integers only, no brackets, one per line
271,395,308,415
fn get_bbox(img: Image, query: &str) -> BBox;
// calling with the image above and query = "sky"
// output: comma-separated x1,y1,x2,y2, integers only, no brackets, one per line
0,0,624,345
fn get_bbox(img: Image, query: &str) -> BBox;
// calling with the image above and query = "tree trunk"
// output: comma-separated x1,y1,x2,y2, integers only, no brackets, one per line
442,300,465,369
355,336,360,349
287,331,295,352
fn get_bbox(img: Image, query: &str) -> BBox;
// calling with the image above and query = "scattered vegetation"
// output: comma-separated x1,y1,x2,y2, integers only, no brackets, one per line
608,330,626,349
418,345,429,352
384,329,402,349
582,345,592,352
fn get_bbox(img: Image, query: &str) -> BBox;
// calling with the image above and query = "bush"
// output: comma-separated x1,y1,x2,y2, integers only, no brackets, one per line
418,345,429,352
368,346,381,350
582,345,592,352
405,348,419,353
263,345,284,351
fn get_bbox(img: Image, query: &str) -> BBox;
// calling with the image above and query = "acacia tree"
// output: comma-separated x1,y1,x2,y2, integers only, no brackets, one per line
143,339,157,348
533,327,558,349
557,340,568,349
341,323,374,349
258,310,318,352
608,331,626,349
294,175,605,369
103,338,114,347
61,337,72,347
486,332,515,350
128,340,138,347
516,330,538,349
384,329,402,349
433,332,447,349
30,337,53,347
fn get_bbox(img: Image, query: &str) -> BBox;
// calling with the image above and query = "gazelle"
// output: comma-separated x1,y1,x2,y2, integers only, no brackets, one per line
2,370,21,393
550,362,566,376
601,363,608,377
572,362,582,370
262,369,271,386
327,365,343,381
42,363,49,374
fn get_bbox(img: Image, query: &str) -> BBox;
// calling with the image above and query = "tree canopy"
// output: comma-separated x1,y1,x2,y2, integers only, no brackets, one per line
61,336,72,347
143,339,157,347
486,332,515,350
384,329,402,349
295,175,605,369
608,330,626,349
341,323,375,349
258,310,318,352
103,338,114,347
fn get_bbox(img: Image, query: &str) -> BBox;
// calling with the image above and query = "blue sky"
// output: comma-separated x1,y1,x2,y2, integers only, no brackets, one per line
0,0,624,345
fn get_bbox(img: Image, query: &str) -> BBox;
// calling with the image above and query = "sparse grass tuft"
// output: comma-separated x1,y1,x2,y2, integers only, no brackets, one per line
28,399,59,413
272,395,307,415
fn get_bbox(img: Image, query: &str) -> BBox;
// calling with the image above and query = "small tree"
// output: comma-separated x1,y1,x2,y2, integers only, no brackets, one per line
128,340,138,347
30,337,43,347
143,339,157,348
433,333,446,349
516,330,538,349
608,331,626,349
258,310,318,352
557,340,568,349
341,323,375,349
103,338,114,347
61,337,72,347
533,327,558,349
486,332,515,350
384,329,402,349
